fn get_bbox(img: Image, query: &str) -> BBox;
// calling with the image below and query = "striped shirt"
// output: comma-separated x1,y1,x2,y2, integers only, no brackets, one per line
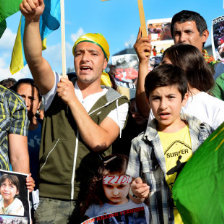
0,85,29,170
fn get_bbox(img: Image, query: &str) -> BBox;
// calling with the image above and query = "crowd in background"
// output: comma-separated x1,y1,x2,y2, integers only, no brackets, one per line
1,2,224,224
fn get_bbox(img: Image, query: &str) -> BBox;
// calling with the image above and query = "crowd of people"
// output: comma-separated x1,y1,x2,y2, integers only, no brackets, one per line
0,0,224,223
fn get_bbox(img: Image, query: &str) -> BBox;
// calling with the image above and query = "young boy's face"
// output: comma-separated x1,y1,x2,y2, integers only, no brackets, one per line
103,178,130,205
149,84,188,132
0,179,19,203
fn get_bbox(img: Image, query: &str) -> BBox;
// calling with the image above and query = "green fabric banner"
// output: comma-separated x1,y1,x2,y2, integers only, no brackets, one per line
0,0,22,37
0,20,6,37
172,122,224,223
0,0,22,22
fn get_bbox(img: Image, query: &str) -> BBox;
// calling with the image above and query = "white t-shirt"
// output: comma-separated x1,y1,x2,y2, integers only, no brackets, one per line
182,92,224,130
85,200,150,224
43,72,128,130
0,196,24,216
148,91,224,130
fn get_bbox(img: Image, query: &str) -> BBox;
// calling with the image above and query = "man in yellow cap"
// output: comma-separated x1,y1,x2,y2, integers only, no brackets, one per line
20,0,128,223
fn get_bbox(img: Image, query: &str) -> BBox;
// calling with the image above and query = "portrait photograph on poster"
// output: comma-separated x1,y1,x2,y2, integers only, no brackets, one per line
211,15,224,61
0,169,30,224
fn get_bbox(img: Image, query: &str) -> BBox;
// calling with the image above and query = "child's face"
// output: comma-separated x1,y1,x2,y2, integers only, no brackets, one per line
103,179,130,205
0,179,18,203
149,85,188,132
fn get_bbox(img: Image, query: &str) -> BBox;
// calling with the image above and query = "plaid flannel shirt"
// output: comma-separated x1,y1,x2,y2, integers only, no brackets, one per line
126,114,213,224
0,85,29,170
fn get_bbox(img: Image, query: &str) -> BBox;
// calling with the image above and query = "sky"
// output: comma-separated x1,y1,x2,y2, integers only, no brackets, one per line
0,0,223,81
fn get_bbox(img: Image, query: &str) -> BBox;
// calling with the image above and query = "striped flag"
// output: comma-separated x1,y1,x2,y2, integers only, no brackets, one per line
10,0,61,74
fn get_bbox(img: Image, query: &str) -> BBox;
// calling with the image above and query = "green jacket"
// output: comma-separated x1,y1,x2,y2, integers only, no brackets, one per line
39,84,128,200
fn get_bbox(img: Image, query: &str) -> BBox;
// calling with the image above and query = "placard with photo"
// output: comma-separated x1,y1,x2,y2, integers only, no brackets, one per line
81,206,148,224
211,15,224,61
0,169,30,224
147,18,174,68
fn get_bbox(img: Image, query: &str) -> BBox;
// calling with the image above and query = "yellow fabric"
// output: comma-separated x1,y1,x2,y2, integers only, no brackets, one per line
10,20,23,74
158,125,192,224
101,71,112,87
42,38,47,50
10,20,47,74
72,33,110,61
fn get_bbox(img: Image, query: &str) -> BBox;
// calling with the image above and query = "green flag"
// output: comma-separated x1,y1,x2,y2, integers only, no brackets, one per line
172,122,224,224
0,0,22,37
0,20,6,37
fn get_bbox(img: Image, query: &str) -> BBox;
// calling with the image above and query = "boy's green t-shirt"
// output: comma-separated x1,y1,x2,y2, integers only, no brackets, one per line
158,125,192,224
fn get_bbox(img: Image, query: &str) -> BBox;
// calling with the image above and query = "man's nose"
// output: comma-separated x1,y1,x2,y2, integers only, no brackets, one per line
179,32,187,43
81,52,90,62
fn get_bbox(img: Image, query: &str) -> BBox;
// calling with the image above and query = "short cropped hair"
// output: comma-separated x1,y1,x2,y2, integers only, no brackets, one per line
163,44,214,92
145,64,188,99
171,10,207,37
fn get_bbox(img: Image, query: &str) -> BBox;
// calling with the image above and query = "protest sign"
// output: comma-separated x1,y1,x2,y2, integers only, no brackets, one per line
111,54,138,99
82,206,148,224
0,169,30,223
147,18,174,68
211,15,224,61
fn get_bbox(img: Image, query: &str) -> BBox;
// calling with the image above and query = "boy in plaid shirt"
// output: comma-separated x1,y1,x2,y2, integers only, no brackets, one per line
127,64,213,224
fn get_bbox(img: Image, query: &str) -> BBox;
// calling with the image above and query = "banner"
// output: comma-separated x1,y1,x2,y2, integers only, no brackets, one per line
172,122,224,223
10,0,61,74
0,0,22,37
82,206,148,224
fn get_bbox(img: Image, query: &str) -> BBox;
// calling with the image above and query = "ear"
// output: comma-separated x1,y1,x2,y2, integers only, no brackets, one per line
103,58,108,70
201,29,209,44
181,91,189,107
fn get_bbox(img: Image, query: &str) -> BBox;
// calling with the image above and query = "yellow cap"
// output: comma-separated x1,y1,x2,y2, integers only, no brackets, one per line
72,33,110,61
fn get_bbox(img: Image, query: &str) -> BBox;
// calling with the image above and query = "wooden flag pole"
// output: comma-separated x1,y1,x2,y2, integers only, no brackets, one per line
137,0,147,37
60,0,67,77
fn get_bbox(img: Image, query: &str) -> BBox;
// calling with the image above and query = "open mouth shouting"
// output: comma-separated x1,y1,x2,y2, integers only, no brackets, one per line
80,65,92,73
159,112,170,120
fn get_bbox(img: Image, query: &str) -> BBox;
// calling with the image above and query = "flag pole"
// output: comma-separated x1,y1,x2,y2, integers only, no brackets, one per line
60,0,67,77
137,0,147,37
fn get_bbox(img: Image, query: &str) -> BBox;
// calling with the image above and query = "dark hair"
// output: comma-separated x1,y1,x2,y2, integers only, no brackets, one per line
171,10,207,37
0,78,17,89
80,154,129,216
12,78,42,101
0,174,20,194
145,64,188,99
101,154,128,176
163,44,214,92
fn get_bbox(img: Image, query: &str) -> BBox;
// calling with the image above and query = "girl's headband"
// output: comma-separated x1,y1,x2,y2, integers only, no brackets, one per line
103,175,132,185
